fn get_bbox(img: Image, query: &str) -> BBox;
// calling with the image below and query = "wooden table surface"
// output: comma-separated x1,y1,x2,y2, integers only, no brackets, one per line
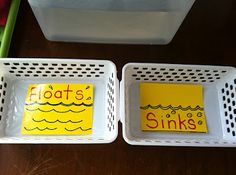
1,0,236,174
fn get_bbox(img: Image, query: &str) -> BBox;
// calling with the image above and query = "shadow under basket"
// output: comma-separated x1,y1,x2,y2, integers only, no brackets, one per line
121,63,236,147
0,58,119,143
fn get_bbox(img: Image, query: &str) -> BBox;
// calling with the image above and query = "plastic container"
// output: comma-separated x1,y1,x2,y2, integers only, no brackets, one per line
0,0,20,58
121,63,236,147
0,58,119,143
28,0,195,44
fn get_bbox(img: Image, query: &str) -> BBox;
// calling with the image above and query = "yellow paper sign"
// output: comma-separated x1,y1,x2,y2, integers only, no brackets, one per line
140,83,207,132
21,84,94,135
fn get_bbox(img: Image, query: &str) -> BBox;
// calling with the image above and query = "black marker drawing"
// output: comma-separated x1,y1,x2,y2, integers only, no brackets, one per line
26,108,86,113
65,127,92,132
32,118,83,124
25,101,93,107
24,127,57,131
140,104,204,112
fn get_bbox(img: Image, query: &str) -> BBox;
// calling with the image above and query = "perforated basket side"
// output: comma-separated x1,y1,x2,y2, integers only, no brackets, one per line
0,77,6,120
1,59,109,79
217,70,236,140
105,70,119,142
0,76,8,136
129,63,230,83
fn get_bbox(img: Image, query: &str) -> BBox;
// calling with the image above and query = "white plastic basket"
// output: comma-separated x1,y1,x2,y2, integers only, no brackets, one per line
0,58,119,143
121,63,236,147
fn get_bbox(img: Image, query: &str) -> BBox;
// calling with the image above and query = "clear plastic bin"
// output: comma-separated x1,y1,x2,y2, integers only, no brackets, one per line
28,0,195,44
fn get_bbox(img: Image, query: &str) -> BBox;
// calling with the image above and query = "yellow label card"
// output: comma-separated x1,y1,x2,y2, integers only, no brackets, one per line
140,83,207,132
21,84,94,135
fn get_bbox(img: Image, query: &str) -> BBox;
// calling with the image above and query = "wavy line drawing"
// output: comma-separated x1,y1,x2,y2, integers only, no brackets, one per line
26,108,86,113
32,118,83,124
25,102,93,107
140,104,204,111
24,127,57,131
65,127,92,132
86,97,91,100
49,85,53,90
